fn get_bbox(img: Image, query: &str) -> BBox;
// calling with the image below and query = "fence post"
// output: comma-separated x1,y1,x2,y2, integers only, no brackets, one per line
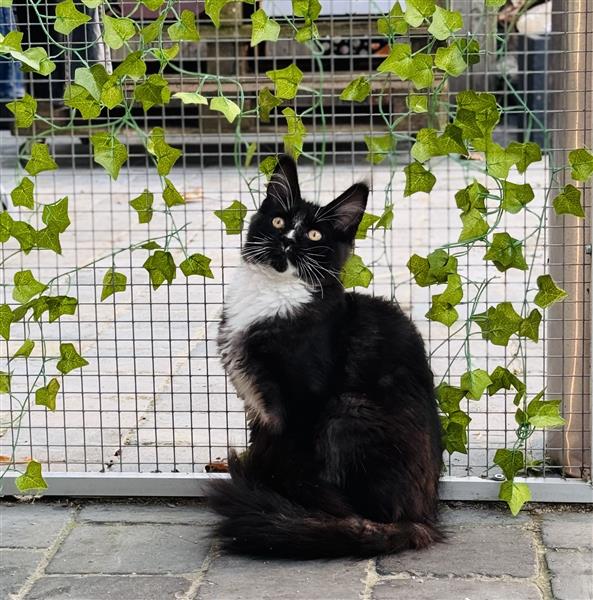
547,0,592,478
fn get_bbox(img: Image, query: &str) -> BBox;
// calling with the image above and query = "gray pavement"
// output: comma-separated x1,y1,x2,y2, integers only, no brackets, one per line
1,500,591,600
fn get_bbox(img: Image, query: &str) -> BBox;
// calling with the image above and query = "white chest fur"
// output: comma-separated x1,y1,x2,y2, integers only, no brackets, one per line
218,262,313,429
223,262,313,334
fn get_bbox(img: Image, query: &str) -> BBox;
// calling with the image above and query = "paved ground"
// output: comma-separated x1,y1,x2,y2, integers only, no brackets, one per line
1,499,591,600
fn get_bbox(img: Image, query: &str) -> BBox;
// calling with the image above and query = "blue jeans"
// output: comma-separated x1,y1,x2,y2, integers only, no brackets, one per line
0,7,25,102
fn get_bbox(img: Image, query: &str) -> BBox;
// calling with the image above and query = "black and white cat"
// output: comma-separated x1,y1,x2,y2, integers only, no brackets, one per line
210,155,443,558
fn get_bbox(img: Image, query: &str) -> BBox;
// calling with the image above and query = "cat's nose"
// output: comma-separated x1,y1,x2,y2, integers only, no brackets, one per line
282,238,295,253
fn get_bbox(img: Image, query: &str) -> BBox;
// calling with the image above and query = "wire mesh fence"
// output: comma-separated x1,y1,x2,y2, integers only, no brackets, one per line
0,0,591,497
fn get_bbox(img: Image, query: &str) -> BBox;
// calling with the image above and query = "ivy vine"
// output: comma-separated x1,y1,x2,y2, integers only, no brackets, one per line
1,0,592,514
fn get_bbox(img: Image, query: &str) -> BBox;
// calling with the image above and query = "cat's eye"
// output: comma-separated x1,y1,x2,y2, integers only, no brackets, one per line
307,229,322,241
272,217,285,229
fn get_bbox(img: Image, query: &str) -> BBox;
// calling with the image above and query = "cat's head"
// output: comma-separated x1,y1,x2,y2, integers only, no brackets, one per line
243,155,369,287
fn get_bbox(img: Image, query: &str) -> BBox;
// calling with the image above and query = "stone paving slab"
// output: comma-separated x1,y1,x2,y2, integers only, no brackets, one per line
0,503,74,548
0,548,44,597
546,549,593,600
377,525,537,578
25,575,193,600
77,501,218,526
372,578,544,600
197,553,368,600
541,512,593,549
47,523,211,574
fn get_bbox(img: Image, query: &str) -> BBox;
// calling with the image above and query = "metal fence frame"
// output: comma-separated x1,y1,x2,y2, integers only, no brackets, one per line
1,0,592,502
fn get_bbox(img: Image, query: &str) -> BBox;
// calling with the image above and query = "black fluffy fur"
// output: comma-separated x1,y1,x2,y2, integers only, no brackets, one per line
211,155,443,558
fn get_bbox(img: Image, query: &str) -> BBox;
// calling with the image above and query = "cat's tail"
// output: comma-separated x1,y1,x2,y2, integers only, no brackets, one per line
207,453,443,559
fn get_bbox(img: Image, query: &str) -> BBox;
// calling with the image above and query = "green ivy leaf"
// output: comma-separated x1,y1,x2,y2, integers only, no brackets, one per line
10,178,34,210
506,141,542,174
36,227,62,254
129,190,154,224
13,339,35,359
47,296,78,322
339,76,371,103
437,124,468,156
457,38,481,66
519,309,542,343
404,0,435,27
63,84,102,119
527,397,565,428
9,220,37,254
54,0,91,35
455,180,488,215
266,64,304,100
499,480,531,516
534,274,568,309
378,44,433,89
258,88,282,122
356,213,380,240
501,181,535,214
441,411,471,454
25,143,58,176
406,94,428,113
340,254,373,289
404,161,436,196
101,270,127,301
13,270,47,304
407,249,458,287
173,91,208,105
458,208,489,242
436,383,466,414
488,366,526,405
205,0,229,27
426,274,463,327
483,232,528,272
260,156,279,180
168,9,200,41
552,184,585,218
428,6,463,40
134,74,171,111
210,96,241,123
162,178,185,207
91,133,127,180
35,378,60,411
473,302,523,346
0,210,12,242
140,14,165,43
486,0,506,7
42,196,70,233
377,2,408,37
460,368,492,400
17,46,56,76
74,64,109,100
293,0,321,20
454,91,500,143
0,371,10,394
180,253,214,278
250,8,280,46
143,250,177,289
434,43,467,77
15,460,48,492
215,200,248,235
485,143,516,178
140,0,164,10
364,133,395,165
81,0,103,7
411,128,441,163
113,51,147,81
102,15,136,50
147,128,182,175
494,449,524,481
6,93,36,128
0,304,14,340
282,107,307,159
57,342,89,374
376,206,394,230
295,21,318,43
140,241,161,250
568,148,593,182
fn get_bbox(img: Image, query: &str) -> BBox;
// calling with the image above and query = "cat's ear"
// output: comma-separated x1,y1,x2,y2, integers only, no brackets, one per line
321,182,369,237
262,154,301,211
